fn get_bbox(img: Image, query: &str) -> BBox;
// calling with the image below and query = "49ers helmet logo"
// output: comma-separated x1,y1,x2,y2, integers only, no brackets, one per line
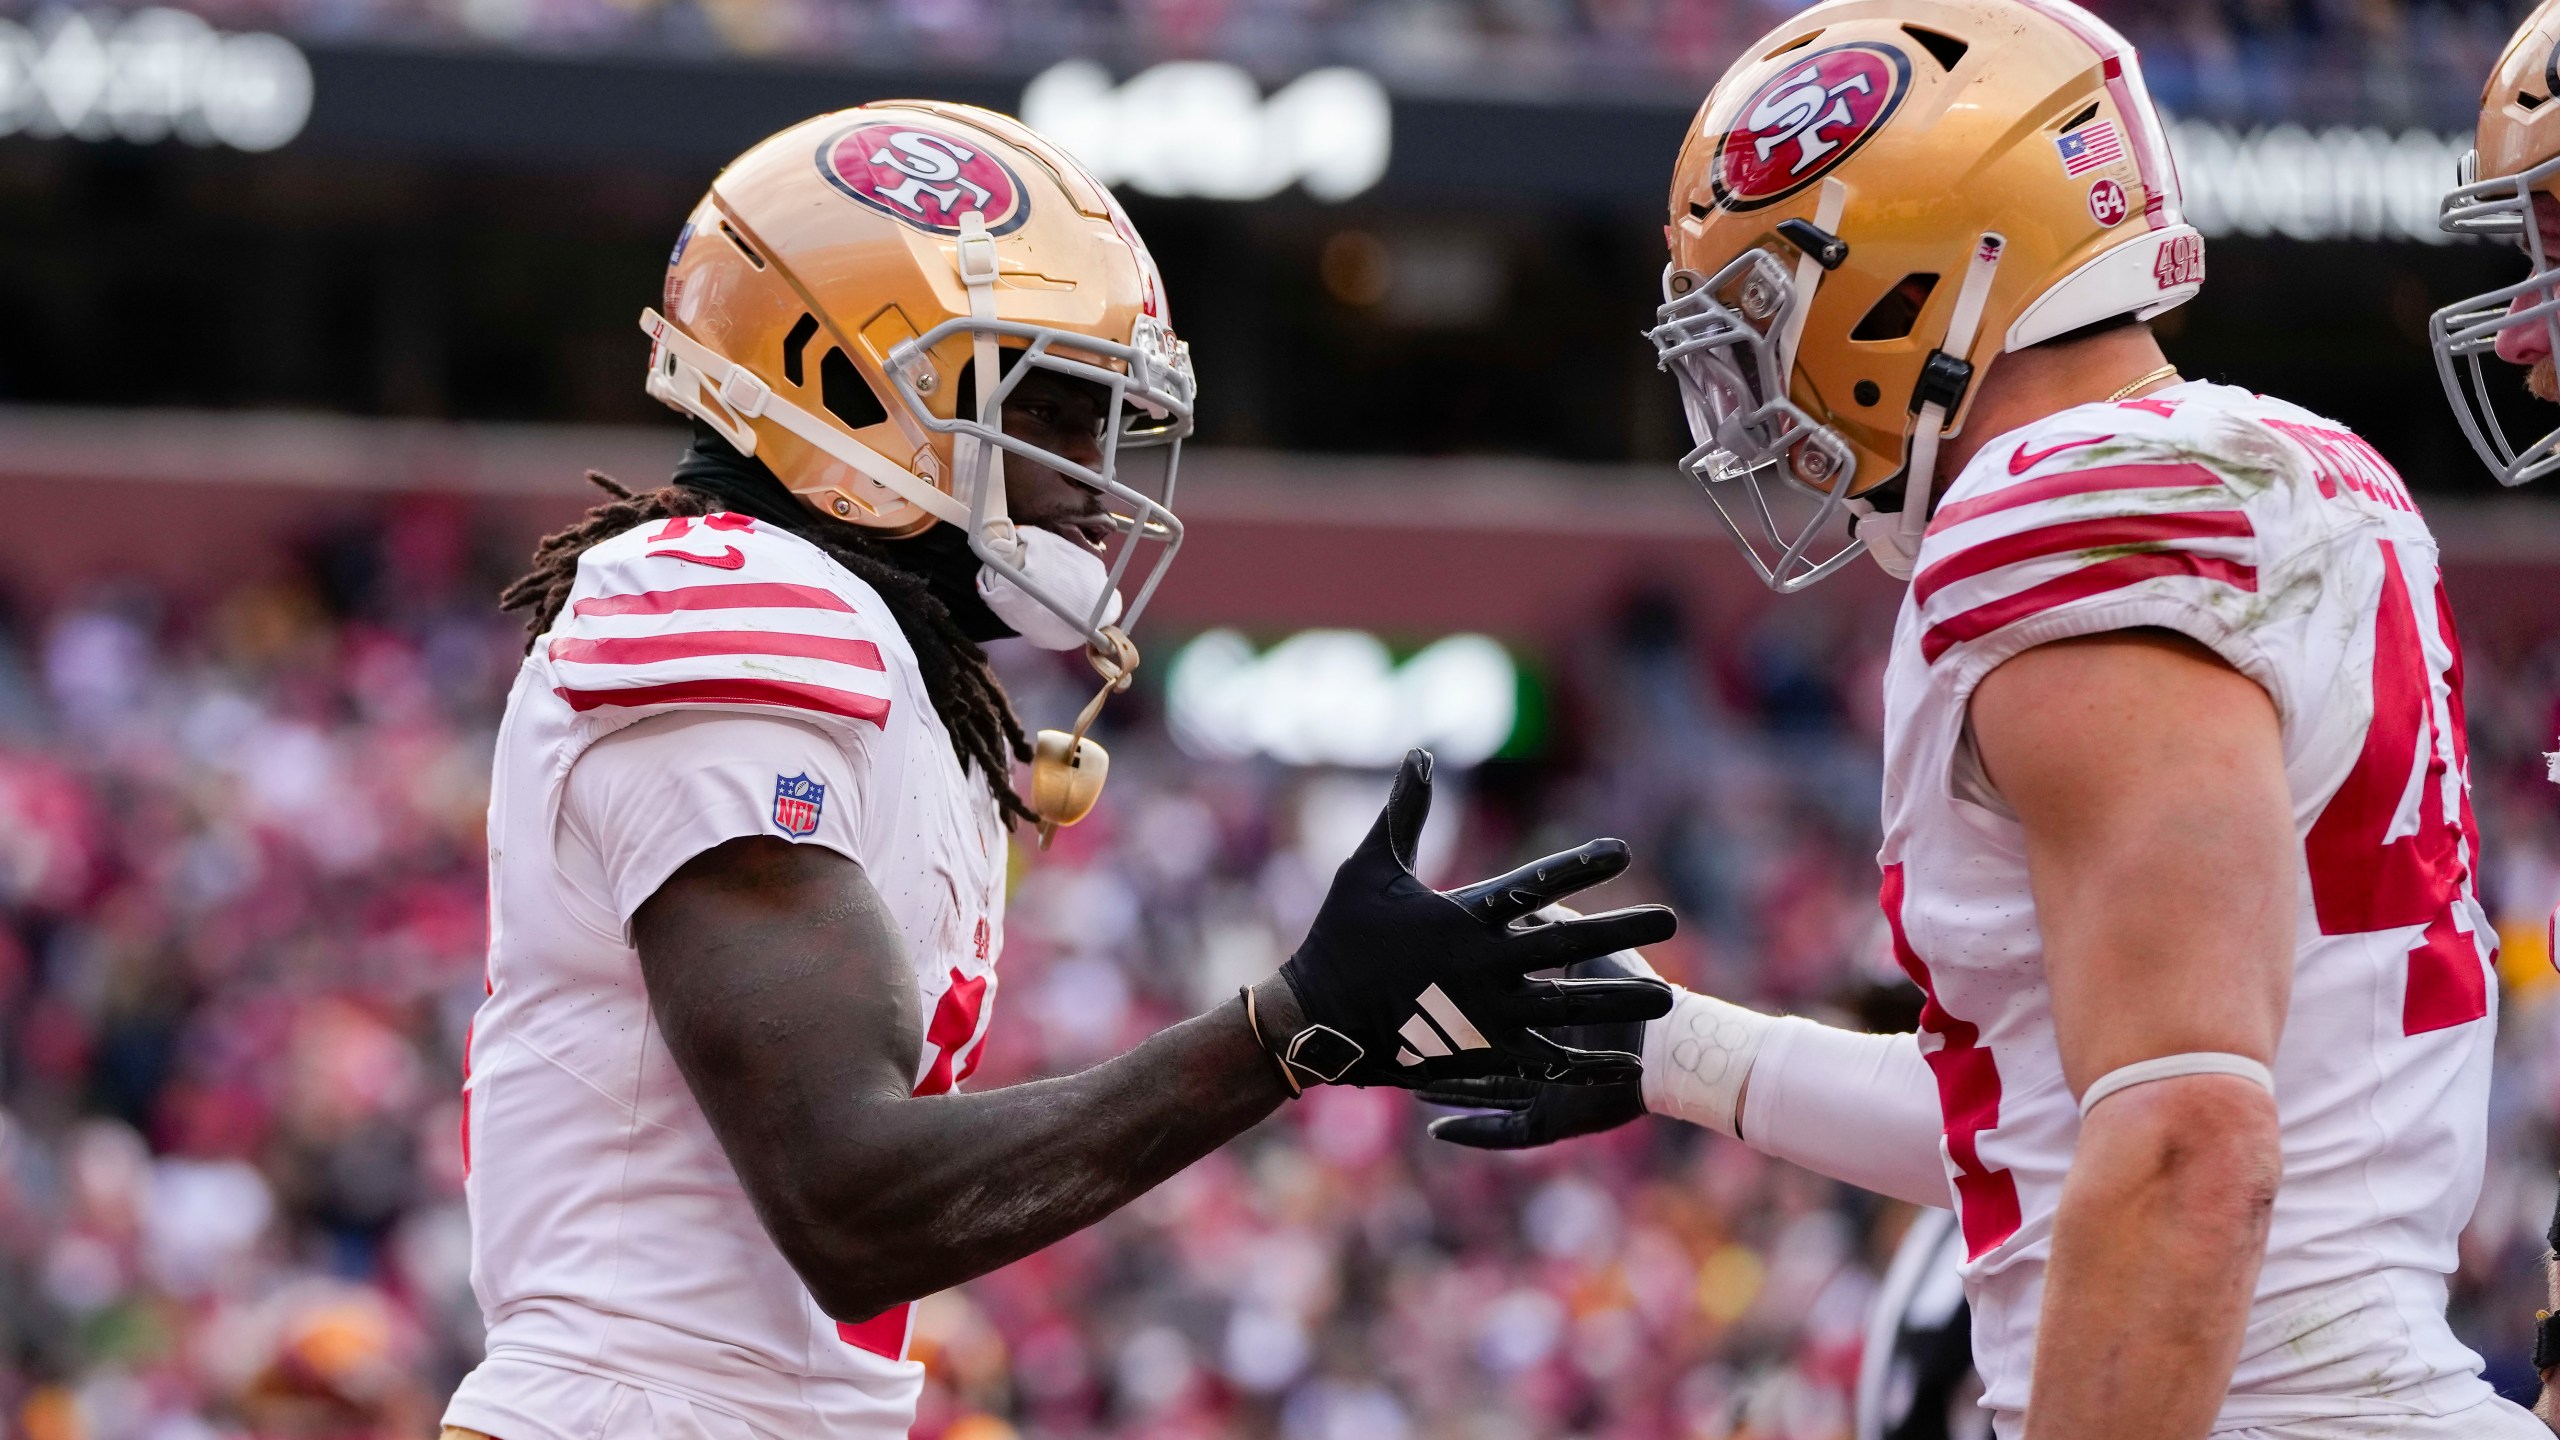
1712,42,1911,211
817,122,1030,236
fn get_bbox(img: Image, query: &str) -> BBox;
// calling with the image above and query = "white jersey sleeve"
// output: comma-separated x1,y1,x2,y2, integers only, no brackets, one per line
541,511,903,746
562,709,864,926
1909,413,2318,727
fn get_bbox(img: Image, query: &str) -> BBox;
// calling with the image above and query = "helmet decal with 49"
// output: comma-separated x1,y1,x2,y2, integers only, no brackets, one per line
816,121,1032,236
1712,42,1912,212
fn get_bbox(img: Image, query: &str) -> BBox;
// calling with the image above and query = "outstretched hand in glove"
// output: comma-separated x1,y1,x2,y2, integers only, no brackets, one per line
1248,749,1676,1091
1415,948,1656,1149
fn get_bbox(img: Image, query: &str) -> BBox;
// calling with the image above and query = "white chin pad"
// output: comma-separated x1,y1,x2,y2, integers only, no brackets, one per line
977,524,1124,651
1853,506,1919,580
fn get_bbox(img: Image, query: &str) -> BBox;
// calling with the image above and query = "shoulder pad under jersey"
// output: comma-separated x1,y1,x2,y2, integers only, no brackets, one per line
1911,400,2283,672
542,512,903,734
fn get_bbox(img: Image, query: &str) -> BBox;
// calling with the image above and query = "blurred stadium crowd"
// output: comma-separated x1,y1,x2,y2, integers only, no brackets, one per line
0,499,2557,1440
45,0,2529,127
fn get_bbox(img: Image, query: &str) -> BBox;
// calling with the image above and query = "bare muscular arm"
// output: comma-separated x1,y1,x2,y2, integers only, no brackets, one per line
1972,630,2291,1440
634,834,1299,1322
632,755,1674,1325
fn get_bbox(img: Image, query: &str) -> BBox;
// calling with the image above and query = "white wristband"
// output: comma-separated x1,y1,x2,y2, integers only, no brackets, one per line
1640,987,1775,1139
2078,1052,2274,1116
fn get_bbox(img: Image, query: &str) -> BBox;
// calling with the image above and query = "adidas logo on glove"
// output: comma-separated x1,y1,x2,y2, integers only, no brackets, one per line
1396,984,1493,1066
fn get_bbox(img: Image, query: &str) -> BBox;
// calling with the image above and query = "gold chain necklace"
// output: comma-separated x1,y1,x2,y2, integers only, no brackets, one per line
2105,363,2181,403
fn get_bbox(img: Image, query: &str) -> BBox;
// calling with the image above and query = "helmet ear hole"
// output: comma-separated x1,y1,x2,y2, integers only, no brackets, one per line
782,314,819,386
1852,273,1941,342
820,348,889,429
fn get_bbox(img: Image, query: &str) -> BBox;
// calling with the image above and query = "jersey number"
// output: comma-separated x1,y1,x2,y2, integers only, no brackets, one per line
835,967,994,1360
2301,539,2491,1036
915,968,992,1099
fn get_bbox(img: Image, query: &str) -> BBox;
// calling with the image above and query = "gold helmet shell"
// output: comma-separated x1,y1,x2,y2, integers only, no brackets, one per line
1650,0,2203,588
2472,0,2560,197
642,100,1194,643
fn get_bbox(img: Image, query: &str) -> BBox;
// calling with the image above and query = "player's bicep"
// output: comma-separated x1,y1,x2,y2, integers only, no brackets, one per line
1969,629,2292,1096
632,835,922,1113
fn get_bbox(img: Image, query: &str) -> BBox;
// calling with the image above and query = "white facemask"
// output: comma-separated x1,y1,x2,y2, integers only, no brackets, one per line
976,523,1125,651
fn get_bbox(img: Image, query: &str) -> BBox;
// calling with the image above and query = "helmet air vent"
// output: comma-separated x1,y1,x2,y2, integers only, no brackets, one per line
2521,90,2551,111
2058,101,2101,133
1761,31,1818,59
1852,273,1940,342
820,347,890,429
782,314,820,386
1900,25,1968,72
718,222,768,270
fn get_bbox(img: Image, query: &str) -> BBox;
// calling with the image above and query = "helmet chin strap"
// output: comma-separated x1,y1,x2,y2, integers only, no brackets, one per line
1860,232,2005,581
1776,178,1847,379
640,307,970,528
952,211,1015,561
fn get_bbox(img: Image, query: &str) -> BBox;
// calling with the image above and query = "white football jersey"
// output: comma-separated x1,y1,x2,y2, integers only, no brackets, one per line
443,511,1008,1440
1880,382,2506,1436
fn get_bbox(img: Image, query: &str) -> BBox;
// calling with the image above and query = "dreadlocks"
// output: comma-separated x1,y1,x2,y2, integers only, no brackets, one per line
500,471,1038,827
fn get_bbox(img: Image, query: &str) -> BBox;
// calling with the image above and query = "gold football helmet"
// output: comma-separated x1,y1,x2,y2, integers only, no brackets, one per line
1649,0,2204,589
2433,0,2560,485
642,100,1194,648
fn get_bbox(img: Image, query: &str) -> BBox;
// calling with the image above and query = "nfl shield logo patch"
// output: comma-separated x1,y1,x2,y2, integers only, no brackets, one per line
773,774,825,837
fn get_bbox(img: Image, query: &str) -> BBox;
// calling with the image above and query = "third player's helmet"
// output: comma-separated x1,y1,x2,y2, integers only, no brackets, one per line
2432,0,2560,486
1650,0,2204,589
641,100,1194,650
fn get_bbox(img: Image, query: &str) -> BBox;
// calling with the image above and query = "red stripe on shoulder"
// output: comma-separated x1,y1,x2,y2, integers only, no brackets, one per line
1928,461,2225,533
571,583,856,619
554,677,891,726
1921,551,2256,664
549,629,886,670
1912,510,2255,606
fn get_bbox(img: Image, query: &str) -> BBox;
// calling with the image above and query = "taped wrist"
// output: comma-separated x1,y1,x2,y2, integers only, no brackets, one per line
2078,1052,2273,1116
1640,987,1774,1139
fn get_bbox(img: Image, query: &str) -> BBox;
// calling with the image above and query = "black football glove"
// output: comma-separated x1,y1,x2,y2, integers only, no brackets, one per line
1263,749,1675,1090
1417,949,1654,1149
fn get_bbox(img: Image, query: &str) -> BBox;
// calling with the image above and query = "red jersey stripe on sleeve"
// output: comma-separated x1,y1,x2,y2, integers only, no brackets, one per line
554,677,891,726
570,583,857,619
548,629,887,671
1921,551,2257,663
1928,461,2225,533
1912,509,2255,606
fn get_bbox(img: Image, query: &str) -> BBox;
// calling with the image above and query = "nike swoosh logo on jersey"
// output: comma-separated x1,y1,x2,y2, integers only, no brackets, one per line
2008,435,2112,474
648,546,746,569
